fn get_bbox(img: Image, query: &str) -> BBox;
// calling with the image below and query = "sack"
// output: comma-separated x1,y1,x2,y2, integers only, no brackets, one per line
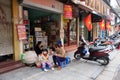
24,51,37,64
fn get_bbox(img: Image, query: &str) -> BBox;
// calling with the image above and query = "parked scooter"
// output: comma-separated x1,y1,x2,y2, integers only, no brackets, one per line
74,43,110,65
92,37,115,51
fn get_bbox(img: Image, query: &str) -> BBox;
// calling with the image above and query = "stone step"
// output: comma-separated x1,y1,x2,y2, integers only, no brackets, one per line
65,45,77,53
0,60,25,74
0,60,15,68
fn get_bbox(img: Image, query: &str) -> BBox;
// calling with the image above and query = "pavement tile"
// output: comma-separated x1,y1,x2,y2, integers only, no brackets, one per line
101,70,115,77
96,50,120,80
104,66,117,72
96,74,113,80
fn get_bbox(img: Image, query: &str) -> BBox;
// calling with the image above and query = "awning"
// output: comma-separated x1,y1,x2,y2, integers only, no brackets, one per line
18,0,63,14
91,11,103,22
71,0,103,22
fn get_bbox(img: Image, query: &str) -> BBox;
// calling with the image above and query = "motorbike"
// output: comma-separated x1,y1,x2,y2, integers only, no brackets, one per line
92,37,115,51
74,43,110,65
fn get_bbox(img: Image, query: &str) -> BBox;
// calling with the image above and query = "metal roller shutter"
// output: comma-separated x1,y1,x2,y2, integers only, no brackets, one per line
0,0,13,56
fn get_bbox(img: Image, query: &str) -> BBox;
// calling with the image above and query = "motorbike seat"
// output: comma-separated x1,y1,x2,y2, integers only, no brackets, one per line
89,46,106,52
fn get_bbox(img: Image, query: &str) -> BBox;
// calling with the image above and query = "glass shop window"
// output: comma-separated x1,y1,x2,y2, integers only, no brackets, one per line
69,18,77,44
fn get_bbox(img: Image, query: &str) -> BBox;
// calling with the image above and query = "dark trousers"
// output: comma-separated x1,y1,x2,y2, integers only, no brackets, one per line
52,55,66,66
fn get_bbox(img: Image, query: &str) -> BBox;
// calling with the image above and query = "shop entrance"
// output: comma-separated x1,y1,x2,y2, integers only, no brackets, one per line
23,7,60,50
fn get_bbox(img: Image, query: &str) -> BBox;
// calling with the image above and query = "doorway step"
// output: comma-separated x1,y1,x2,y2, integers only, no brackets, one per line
0,60,25,74
64,45,78,53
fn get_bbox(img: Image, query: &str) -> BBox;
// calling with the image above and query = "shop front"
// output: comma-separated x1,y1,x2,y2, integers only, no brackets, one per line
19,0,63,52
63,4,79,52
63,18,77,51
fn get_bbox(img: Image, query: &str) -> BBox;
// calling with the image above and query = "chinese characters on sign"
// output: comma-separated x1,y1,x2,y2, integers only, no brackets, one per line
17,24,27,40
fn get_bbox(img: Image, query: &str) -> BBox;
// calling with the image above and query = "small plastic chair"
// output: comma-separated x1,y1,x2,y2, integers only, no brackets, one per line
59,57,71,68
60,60,67,68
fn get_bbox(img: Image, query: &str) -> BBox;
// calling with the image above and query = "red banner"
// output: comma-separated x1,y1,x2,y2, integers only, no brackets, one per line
17,24,27,40
64,5,72,19
106,22,111,31
99,20,105,30
84,14,92,31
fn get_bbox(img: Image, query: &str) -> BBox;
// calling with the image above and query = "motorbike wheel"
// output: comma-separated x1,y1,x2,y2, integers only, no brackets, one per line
74,51,81,60
99,57,109,65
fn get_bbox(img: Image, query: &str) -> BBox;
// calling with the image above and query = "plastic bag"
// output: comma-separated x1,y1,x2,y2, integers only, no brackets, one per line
21,53,25,63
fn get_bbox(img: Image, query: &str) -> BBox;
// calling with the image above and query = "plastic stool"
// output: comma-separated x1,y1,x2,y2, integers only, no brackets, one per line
65,57,71,64
59,57,71,68
60,60,67,68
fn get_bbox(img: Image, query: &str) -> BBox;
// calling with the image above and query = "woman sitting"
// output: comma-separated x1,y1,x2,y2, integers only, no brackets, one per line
34,41,44,56
52,44,66,70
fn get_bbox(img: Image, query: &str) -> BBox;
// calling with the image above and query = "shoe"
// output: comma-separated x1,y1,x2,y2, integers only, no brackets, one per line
57,66,61,70
43,68,48,72
51,67,55,70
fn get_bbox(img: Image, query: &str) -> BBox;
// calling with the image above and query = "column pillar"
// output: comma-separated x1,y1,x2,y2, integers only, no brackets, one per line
12,0,20,61
19,6,24,57
60,15,64,47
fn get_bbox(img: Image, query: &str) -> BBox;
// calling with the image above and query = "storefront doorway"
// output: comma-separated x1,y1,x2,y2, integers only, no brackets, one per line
63,18,77,46
22,7,61,50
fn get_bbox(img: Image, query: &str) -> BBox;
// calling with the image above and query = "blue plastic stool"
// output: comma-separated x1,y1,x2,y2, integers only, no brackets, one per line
59,57,71,68
65,57,71,64
59,60,67,68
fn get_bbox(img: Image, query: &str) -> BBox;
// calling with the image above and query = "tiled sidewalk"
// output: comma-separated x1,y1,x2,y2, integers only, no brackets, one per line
96,50,120,80
0,49,119,80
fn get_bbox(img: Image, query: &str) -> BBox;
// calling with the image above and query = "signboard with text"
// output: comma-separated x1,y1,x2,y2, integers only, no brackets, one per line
64,5,72,19
17,24,27,40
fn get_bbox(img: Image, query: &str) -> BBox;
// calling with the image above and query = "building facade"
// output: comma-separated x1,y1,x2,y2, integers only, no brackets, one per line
0,0,113,62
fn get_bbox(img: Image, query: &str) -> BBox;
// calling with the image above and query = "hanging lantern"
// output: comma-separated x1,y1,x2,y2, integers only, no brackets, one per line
64,5,72,19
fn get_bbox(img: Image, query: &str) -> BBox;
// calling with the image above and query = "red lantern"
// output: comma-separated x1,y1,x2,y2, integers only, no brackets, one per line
64,5,72,19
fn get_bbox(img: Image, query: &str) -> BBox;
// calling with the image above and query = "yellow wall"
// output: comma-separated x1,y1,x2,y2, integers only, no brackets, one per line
12,0,20,61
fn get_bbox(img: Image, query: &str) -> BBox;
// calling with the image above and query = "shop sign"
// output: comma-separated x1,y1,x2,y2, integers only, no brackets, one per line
17,24,27,40
64,5,72,19
23,0,63,13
